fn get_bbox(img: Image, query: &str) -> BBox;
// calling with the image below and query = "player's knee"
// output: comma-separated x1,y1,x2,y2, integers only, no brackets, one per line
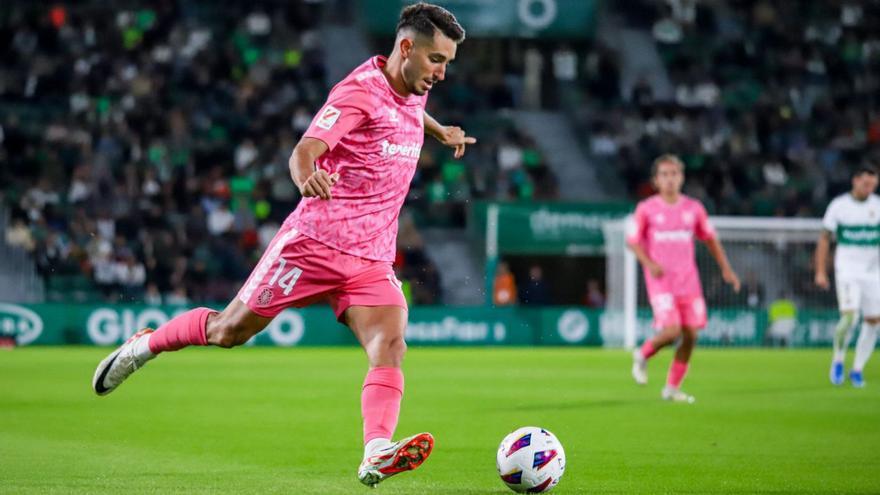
839,312,857,330
666,326,683,340
365,332,407,364
387,335,407,359
373,333,406,355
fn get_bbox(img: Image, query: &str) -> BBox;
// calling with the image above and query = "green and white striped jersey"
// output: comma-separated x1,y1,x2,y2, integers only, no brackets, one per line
822,193,880,279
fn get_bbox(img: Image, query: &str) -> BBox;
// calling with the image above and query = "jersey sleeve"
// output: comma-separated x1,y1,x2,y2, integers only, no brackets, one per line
694,202,717,242
626,204,647,246
303,82,371,151
821,199,838,233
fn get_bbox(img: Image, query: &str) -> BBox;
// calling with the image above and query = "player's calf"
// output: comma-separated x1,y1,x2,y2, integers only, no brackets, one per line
204,301,271,348
207,319,255,348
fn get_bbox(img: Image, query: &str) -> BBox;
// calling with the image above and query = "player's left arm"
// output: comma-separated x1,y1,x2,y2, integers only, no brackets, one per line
424,111,476,159
696,204,741,292
704,237,741,293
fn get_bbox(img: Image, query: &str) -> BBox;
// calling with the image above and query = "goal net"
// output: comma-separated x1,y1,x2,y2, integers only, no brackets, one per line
603,216,839,348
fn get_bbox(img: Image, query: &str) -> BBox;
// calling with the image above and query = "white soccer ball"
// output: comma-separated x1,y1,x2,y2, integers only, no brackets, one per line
496,426,566,493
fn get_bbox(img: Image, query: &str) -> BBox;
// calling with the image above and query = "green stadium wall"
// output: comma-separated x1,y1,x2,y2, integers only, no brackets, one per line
0,303,841,347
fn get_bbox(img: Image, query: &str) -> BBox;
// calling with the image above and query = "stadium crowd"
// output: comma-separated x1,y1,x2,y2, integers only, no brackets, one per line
10,0,876,307
0,3,378,303
0,2,559,305
587,0,880,216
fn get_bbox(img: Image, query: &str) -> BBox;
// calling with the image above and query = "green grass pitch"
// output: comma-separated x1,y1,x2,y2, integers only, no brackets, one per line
1,347,879,494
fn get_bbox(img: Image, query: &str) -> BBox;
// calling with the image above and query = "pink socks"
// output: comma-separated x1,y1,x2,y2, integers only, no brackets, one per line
640,339,658,359
361,367,404,444
666,359,689,388
148,307,213,354
641,338,690,389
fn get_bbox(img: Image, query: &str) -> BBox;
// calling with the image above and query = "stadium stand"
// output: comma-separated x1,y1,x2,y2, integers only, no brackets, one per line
585,0,880,215
0,1,561,305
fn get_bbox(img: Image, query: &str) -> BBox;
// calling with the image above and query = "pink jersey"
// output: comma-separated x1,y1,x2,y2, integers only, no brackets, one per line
627,194,716,297
286,56,428,262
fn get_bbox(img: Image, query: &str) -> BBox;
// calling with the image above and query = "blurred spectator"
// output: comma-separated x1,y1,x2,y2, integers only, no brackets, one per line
144,283,163,306
583,279,606,308
20,177,60,222
166,286,190,306
5,218,35,252
395,211,442,305
493,261,517,306
520,265,551,306
114,252,147,301
741,272,766,309
207,202,235,236
767,294,798,347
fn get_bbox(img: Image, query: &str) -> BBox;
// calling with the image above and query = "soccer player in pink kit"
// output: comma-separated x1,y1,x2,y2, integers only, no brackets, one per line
91,3,475,487
627,155,740,402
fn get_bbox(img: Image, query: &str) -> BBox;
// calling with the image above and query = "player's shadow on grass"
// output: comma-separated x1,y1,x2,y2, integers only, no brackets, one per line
445,488,810,494
717,384,831,397
484,397,653,412
674,490,810,494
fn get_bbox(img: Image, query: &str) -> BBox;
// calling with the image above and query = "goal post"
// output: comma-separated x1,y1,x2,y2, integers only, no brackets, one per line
603,216,838,349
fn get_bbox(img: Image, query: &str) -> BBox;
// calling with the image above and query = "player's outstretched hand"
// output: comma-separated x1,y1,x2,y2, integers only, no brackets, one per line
301,170,340,200
815,271,830,290
438,126,477,159
724,268,741,293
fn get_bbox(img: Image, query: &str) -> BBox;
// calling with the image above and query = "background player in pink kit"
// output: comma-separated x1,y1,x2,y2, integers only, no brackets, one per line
91,3,475,488
627,155,741,402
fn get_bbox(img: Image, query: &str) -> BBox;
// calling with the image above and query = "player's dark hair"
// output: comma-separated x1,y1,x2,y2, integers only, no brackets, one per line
854,165,879,178
397,2,465,44
651,154,685,177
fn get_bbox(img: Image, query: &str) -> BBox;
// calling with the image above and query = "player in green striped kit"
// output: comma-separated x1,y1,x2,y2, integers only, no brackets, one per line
815,166,880,387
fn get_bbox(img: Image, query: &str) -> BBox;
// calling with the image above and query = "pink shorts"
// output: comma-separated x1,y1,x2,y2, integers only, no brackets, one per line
649,293,707,330
237,224,407,320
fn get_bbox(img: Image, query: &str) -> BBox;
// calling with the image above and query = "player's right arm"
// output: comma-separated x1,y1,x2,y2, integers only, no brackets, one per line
628,243,664,278
815,199,838,290
814,231,832,290
625,204,664,278
289,138,339,200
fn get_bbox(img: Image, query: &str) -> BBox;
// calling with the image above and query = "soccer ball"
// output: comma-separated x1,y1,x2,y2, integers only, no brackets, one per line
496,426,566,493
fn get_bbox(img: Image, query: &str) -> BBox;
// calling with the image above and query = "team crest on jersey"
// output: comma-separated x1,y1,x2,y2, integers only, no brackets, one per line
316,105,341,130
257,287,274,307
682,211,695,225
387,107,399,122
654,213,666,224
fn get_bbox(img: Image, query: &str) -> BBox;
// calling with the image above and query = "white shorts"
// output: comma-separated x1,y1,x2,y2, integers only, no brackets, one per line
836,277,880,316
